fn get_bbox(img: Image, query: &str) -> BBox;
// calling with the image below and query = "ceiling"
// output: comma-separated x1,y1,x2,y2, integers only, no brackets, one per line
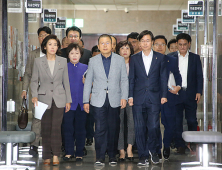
43,0,188,11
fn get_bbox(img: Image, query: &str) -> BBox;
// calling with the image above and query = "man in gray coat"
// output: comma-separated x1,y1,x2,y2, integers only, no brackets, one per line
83,34,128,165
21,26,51,156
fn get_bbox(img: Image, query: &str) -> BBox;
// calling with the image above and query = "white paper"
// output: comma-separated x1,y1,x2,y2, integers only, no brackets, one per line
35,101,48,120
168,72,176,90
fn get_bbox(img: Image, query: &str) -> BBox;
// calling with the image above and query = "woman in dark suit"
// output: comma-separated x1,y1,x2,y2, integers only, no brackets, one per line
31,35,72,166
116,40,135,161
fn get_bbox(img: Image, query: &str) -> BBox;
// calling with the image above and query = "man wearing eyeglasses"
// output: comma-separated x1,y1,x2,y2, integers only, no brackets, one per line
153,35,182,160
61,26,92,65
21,26,51,157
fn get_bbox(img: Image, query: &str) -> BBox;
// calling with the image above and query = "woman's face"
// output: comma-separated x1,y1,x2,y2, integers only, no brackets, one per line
119,45,131,59
69,48,81,65
44,39,58,55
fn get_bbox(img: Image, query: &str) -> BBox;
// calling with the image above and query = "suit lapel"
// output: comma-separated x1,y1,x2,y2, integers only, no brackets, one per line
41,56,53,79
187,52,192,84
98,54,108,79
108,53,114,79
138,52,147,77
52,56,62,78
147,52,158,77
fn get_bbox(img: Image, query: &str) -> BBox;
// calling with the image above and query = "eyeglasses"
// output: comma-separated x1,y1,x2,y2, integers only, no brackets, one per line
154,43,166,47
100,42,110,46
38,34,48,38
68,35,79,39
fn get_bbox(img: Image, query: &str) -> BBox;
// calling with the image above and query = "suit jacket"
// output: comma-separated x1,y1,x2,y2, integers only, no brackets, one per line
165,55,182,105
22,48,41,91
173,52,203,101
61,47,92,65
31,55,72,109
83,52,129,108
129,51,168,105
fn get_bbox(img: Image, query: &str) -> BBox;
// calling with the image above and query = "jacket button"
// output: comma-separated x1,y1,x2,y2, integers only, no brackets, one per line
51,90,53,92
51,82,53,84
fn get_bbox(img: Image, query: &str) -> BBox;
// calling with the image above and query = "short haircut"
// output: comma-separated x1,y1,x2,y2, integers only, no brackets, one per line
66,43,84,56
153,35,167,45
80,39,84,46
41,34,61,55
91,45,100,54
176,33,192,43
62,37,66,45
66,26,82,38
138,30,154,41
110,35,117,45
98,34,112,44
127,32,139,40
167,39,177,49
37,26,51,36
116,40,134,57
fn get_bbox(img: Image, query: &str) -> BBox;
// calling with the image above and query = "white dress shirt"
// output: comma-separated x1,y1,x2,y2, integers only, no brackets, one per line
178,51,189,88
142,50,153,75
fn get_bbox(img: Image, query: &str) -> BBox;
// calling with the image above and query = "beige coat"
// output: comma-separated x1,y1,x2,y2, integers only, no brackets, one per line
31,55,72,109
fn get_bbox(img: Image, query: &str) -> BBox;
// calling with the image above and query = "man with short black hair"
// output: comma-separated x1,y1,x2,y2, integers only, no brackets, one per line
174,33,203,154
127,32,140,54
61,26,91,64
167,39,178,53
129,30,168,165
110,35,117,53
21,26,51,156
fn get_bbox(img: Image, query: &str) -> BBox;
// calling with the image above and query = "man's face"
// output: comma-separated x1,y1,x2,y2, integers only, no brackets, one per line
139,35,153,52
79,40,84,48
67,30,80,45
169,43,178,53
128,38,139,53
98,37,112,56
38,31,49,45
62,38,69,49
177,39,190,55
111,36,116,52
153,38,167,55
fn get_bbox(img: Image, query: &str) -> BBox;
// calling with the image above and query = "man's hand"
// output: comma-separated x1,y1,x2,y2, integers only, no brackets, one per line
65,103,71,113
84,104,90,113
32,97,38,107
120,99,127,109
169,85,181,94
21,91,27,99
128,98,133,106
195,93,201,104
161,98,167,104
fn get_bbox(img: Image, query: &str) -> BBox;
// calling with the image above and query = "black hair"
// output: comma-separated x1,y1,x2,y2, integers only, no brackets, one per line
110,35,117,45
98,34,112,44
116,40,134,57
138,30,154,41
127,32,139,40
167,39,177,49
66,43,84,56
37,26,51,36
80,39,84,46
91,45,100,54
41,34,61,55
176,33,192,43
153,35,167,45
66,26,82,38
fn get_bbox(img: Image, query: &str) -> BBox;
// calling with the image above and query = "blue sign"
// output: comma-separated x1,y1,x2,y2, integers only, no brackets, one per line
188,1,204,16
43,9,57,23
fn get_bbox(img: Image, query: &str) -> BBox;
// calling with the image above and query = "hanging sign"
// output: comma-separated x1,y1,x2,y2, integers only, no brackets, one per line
188,1,204,16
43,9,57,23
8,0,23,13
173,25,183,36
55,17,66,29
26,0,42,13
177,19,189,31
28,13,37,22
181,10,195,23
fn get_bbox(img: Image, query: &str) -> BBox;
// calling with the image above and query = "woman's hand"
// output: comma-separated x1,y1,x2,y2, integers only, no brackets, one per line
65,103,71,112
32,97,38,107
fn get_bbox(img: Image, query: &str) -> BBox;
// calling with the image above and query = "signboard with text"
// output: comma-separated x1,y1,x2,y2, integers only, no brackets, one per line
181,10,195,23
26,0,42,13
8,0,23,13
173,25,183,36
188,1,204,16
28,13,37,22
43,9,57,23
209,0,222,16
55,17,66,29
177,18,189,31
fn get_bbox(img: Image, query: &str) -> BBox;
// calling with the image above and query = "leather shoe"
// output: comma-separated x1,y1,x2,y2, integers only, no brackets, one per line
126,157,134,161
43,159,50,165
63,155,74,161
86,138,93,146
176,147,185,154
53,161,59,166
163,147,170,160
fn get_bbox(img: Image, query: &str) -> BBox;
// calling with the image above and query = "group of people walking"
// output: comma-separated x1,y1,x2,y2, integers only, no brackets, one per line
21,25,203,166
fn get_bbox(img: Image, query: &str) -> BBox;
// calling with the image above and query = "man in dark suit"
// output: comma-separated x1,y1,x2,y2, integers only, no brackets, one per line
174,33,203,154
153,35,182,160
128,30,168,165
61,26,91,65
